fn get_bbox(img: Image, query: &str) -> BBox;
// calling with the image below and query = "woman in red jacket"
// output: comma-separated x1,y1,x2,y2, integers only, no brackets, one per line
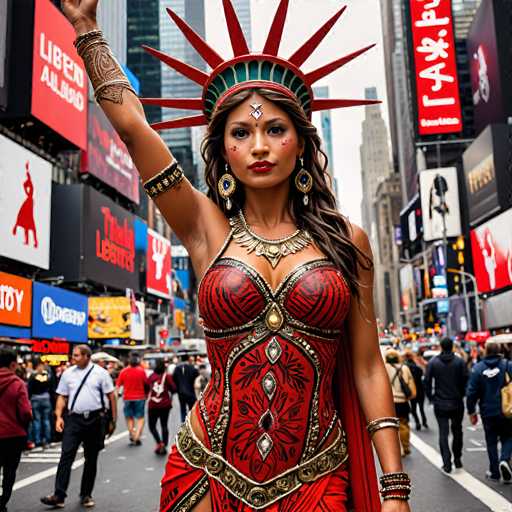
148,360,177,455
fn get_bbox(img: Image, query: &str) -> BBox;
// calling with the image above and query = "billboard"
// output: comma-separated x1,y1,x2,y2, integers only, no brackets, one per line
0,271,32,327
88,297,131,339
470,208,512,294
0,0,11,110
32,282,88,342
32,0,87,149
81,102,139,204
467,0,510,136
409,0,462,135
0,135,52,269
419,167,461,242
83,187,139,292
147,229,171,299
400,265,415,312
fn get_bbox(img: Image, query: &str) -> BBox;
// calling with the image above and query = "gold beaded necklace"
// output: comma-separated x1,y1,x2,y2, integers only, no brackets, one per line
229,211,312,268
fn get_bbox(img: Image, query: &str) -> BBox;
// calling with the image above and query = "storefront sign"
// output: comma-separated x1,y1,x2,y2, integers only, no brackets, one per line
409,0,462,135
484,288,512,330
147,229,171,299
419,167,461,242
32,340,70,354
0,135,52,269
31,0,87,149
83,187,139,292
470,208,512,294
32,282,88,342
88,297,131,339
81,102,139,204
0,271,32,327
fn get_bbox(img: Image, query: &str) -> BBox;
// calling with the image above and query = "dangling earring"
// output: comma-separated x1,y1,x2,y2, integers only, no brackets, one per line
295,158,313,206
218,163,236,211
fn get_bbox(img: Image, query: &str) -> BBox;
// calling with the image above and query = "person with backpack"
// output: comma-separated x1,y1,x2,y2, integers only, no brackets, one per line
41,345,116,509
385,349,416,456
424,337,468,473
0,348,33,512
147,360,177,455
467,341,512,483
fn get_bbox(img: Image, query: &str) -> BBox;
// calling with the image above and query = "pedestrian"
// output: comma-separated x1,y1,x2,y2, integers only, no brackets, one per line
467,341,512,483
194,364,210,400
403,349,428,431
385,349,417,456
0,348,33,512
27,359,54,448
147,360,177,455
172,355,199,423
116,351,149,446
41,344,117,509
424,337,468,473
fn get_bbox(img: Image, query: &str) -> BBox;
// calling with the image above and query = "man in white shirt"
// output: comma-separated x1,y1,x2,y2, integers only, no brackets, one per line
41,345,117,509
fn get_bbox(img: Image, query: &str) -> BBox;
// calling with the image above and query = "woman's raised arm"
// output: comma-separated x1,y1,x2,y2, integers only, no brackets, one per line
61,0,227,266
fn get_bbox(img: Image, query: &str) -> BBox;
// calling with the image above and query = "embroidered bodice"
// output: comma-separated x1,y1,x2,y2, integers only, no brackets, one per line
196,256,351,483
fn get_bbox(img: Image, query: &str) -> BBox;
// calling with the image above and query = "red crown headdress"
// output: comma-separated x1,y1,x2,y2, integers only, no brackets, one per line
141,0,379,131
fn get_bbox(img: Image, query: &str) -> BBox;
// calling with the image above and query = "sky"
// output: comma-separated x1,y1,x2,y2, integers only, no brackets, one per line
204,0,390,226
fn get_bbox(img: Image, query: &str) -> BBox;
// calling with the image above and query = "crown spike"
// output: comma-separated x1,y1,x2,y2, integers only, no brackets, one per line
311,98,381,112
142,45,209,86
222,0,250,56
151,115,208,132
262,0,290,56
305,44,376,85
166,9,224,69
289,5,347,67
141,98,204,110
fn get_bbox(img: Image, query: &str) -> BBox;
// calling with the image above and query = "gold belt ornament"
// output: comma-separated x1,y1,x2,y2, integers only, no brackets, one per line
176,416,348,509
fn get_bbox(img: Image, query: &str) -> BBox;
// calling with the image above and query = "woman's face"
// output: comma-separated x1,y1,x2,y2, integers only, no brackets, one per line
223,92,303,190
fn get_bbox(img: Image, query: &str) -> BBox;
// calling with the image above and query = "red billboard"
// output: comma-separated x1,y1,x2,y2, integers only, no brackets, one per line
81,102,140,204
147,228,172,299
409,0,462,136
31,0,87,149
470,208,512,294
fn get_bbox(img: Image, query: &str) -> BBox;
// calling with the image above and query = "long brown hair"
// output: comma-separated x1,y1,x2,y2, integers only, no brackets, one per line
200,88,372,299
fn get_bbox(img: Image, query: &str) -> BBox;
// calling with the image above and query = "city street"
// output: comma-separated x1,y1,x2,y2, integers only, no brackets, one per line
6,398,512,512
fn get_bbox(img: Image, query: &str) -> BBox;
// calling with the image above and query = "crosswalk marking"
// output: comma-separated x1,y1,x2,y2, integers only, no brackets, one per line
411,433,512,512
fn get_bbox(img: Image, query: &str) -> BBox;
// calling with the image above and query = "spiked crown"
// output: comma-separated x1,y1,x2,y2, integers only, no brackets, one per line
141,0,379,131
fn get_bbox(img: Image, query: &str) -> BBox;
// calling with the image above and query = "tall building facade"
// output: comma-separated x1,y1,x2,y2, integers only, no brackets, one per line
359,87,391,236
158,0,206,185
98,0,127,65
232,0,252,48
127,0,162,125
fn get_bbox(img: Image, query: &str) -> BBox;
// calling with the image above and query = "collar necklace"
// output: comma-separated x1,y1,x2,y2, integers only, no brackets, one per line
229,211,312,268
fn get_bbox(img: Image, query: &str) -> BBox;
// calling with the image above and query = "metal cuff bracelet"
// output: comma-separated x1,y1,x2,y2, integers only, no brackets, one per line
143,161,185,199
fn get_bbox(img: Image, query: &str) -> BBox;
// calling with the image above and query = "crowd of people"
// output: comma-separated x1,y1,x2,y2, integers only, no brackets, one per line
1,337,511,510
0,346,210,511
383,337,512,483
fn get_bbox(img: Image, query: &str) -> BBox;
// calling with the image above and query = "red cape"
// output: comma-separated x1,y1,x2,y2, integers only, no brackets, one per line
335,333,381,511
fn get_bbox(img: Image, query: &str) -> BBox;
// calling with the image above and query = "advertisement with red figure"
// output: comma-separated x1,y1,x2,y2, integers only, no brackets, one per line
81,102,139,204
470,208,512,294
147,229,172,300
31,0,87,149
0,135,52,269
409,0,462,135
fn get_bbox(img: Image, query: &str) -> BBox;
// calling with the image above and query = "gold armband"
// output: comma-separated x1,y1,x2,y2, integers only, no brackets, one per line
366,416,400,436
143,162,185,199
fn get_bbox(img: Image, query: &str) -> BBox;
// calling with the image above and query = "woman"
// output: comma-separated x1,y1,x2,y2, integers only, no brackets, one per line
148,361,177,455
62,1,412,510
385,350,417,457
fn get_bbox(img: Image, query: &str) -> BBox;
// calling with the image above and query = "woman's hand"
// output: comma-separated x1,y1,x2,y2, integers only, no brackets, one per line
61,0,99,34
381,499,411,512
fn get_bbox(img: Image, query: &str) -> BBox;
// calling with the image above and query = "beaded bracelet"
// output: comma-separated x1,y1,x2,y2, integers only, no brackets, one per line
143,161,185,199
379,471,411,501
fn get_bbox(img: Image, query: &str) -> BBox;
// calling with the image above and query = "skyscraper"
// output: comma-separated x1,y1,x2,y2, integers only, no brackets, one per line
127,0,162,125
232,0,252,49
159,0,206,185
98,0,127,65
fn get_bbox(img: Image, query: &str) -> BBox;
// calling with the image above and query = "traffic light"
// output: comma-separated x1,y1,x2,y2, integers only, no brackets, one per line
447,236,466,295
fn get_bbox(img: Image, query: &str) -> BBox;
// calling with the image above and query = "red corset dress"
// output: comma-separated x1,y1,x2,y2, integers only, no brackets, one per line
160,257,378,512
